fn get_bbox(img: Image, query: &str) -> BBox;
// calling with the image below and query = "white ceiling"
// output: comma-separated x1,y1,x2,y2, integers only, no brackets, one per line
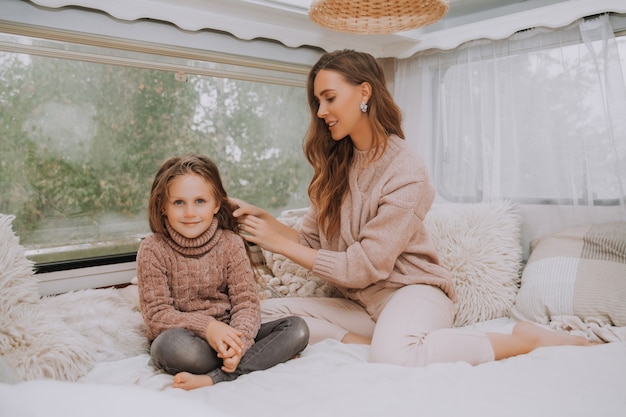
25,0,626,58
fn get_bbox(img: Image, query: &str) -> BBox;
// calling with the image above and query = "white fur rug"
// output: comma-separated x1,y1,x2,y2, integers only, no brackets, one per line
4,287,147,382
0,214,148,382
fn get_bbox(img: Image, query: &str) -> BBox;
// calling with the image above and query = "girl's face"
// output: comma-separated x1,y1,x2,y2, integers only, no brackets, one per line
314,69,372,150
164,173,220,239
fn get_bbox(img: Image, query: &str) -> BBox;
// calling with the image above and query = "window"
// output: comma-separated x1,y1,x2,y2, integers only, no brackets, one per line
0,31,312,266
620,34,626,84
398,15,626,205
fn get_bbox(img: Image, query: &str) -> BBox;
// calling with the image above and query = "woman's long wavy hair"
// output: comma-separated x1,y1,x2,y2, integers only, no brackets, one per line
304,49,405,238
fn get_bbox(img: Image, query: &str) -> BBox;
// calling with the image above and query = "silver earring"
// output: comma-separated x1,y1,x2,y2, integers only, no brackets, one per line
360,102,368,113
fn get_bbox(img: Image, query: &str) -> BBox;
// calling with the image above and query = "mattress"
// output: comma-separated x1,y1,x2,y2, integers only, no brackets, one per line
2,317,625,417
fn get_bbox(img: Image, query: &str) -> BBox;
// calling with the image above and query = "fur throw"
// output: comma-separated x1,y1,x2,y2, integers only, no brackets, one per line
0,214,148,382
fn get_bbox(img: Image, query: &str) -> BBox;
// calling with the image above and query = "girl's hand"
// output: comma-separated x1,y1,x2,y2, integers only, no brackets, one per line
205,320,243,359
220,352,242,373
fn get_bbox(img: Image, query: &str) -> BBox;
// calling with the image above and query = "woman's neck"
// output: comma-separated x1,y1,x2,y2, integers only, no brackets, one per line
349,120,374,151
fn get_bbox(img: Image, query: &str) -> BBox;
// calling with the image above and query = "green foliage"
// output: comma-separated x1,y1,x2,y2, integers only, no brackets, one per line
0,49,311,257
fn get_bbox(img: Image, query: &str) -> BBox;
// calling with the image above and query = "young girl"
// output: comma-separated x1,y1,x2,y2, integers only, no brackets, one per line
137,154,309,390
230,49,594,368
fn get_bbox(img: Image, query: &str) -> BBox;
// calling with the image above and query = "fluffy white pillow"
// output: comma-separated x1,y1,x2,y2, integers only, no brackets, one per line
0,214,38,308
424,201,523,326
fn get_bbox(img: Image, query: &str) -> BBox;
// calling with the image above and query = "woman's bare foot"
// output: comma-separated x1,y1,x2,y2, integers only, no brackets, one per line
489,321,599,360
341,332,372,345
173,372,214,390
513,321,596,348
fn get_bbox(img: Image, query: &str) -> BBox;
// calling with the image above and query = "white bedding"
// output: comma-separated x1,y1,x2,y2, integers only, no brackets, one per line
2,209,625,417
2,318,625,417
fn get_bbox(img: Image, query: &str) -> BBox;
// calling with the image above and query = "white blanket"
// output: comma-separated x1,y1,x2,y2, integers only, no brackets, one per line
2,318,625,417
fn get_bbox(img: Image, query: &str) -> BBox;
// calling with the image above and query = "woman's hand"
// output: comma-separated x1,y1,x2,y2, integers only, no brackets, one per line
229,197,300,253
230,197,317,270
236,212,292,254
229,197,270,220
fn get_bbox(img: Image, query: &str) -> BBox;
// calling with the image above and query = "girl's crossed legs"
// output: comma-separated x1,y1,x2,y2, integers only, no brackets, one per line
150,316,309,390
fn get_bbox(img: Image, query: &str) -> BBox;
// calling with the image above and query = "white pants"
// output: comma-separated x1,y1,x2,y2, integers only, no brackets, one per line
261,284,495,367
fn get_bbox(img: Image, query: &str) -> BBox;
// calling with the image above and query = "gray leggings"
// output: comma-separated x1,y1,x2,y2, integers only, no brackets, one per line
150,316,309,383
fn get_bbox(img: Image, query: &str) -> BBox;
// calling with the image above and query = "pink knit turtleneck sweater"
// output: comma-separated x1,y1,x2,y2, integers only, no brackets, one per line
299,135,456,302
136,219,260,353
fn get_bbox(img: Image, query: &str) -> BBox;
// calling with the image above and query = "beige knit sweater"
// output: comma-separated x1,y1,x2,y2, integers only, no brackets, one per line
300,135,456,302
136,219,260,352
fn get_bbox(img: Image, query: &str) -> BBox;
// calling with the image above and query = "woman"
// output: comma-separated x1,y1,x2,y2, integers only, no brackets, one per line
231,49,592,367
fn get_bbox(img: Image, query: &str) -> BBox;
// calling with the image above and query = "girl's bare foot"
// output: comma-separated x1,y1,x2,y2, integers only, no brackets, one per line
513,321,596,348
173,372,214,390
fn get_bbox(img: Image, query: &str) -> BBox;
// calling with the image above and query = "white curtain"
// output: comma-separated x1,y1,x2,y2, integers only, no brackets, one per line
395,13,626,245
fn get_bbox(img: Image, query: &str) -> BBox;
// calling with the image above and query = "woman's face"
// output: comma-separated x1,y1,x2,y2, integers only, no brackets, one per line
313,69,371,150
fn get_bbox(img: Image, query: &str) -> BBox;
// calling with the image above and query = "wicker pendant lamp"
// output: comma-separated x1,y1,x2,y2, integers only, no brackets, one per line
308,0,449,34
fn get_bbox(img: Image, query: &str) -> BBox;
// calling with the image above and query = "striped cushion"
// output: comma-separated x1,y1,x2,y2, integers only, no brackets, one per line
512,222,626,326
